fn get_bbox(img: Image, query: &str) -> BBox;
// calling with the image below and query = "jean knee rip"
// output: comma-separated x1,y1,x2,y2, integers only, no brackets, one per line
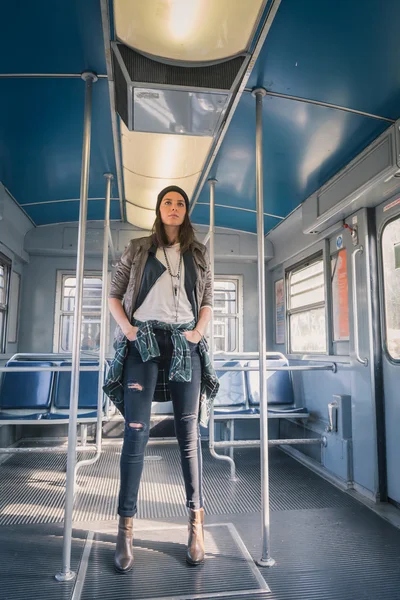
180,413,197,423
179,413,198,430
127,381,143,392
125,421,147,437
177,413,199,438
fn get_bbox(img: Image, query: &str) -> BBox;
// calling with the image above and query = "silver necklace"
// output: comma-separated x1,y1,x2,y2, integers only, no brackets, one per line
163,247,183,322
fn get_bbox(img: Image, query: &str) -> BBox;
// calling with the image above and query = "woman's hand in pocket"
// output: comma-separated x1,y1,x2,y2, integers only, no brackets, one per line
124,325,139,342
183,329,202,345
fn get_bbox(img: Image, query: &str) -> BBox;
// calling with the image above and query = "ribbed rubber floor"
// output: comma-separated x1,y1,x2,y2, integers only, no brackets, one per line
0,523,85,600
234,507,400,600
3,507,400,600
81,524,269,600
0,446,354,526
2,446,400,600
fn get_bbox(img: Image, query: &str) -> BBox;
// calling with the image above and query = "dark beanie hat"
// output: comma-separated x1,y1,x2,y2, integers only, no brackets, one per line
156,185,189,214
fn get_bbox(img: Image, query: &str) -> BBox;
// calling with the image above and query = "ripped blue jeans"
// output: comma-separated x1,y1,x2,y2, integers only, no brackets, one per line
118,329,203,517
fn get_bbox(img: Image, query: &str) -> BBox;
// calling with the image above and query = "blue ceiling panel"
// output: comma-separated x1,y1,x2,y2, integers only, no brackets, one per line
0,0,106,75
192,202,279,235
248,0,400,120
0,78,118,219
198,92,389,233
0,0,399,233
24,199,121,227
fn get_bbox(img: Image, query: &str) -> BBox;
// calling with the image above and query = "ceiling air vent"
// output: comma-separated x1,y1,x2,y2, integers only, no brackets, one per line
112,42,247,136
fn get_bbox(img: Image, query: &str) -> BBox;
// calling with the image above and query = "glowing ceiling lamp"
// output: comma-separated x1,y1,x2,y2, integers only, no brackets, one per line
114,0,266,62
121,127,213,181
121,124,212,228
125,203,157,231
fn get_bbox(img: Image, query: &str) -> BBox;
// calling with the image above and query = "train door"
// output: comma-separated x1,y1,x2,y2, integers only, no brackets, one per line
376,198,400,506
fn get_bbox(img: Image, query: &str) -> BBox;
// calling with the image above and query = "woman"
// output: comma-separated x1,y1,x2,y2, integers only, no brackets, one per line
104,185,219,574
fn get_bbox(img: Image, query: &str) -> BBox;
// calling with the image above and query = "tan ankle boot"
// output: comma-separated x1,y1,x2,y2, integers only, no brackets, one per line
114,516,134,573
186,508,205,565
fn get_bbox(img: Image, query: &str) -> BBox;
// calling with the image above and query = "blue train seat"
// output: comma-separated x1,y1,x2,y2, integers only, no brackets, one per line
49,361,102,418
245,359,295,407
0,361,55,419
214,361,249,414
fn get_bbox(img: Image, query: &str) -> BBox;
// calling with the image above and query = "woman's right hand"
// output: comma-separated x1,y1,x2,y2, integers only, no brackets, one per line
124,325,139,341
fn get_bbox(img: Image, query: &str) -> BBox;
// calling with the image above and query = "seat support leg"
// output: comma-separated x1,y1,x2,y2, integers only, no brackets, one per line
80,424,88,447
229,419,235,462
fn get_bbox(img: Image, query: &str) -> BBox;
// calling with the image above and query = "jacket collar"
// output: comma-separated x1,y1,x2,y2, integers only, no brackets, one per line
144,236,206,269
134,238,199,316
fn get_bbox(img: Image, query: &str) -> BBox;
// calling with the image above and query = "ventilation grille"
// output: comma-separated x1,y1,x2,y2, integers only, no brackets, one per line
115,43,245,91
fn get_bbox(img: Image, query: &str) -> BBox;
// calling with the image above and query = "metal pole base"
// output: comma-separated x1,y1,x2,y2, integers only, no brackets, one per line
251,87,267,98
55,570,76,582
81,71,98,83
256,557,276,568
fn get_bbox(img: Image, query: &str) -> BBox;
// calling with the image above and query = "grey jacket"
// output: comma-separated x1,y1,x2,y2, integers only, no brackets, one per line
109,236,213,345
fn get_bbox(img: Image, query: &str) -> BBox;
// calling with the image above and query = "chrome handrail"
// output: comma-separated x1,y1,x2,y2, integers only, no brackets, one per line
214,351,287,361
214,364,336,372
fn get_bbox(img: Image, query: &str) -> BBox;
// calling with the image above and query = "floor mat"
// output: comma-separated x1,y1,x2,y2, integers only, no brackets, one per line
80,523,269,600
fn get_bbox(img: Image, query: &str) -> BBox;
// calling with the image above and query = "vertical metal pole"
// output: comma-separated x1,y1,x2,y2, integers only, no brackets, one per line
73,173,113,481
207,179,237,480
209,179,216,364
56,71,98,582
252,87,275,567
98,173,113,421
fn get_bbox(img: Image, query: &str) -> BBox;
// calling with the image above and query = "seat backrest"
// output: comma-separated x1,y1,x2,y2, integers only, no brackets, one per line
245,359,294,406
0,361,54,409
214,361,247,408
54,362,100,410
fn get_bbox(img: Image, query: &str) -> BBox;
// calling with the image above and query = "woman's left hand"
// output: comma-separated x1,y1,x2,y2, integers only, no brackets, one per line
183,329,202,345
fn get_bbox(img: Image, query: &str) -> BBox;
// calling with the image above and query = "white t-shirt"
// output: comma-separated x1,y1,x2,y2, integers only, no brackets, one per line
133,243,194,324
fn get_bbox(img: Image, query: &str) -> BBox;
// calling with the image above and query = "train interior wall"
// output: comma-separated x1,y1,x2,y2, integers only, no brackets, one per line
266,204,382,501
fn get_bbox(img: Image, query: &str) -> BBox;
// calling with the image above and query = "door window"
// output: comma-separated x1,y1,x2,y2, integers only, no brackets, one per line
382,217,400,359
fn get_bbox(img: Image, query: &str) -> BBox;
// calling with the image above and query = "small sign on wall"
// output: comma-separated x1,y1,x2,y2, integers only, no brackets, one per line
331,249,349,341
275,279,285,345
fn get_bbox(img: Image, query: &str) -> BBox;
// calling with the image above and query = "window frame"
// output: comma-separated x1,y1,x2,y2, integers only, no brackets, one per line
0,252,11,354
7,270,21,344
213,274,244,353
379,214,400,364
284,243,330,356
53,270,109,354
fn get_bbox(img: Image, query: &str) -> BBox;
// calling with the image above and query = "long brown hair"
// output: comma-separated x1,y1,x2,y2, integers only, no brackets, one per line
151,211,195,254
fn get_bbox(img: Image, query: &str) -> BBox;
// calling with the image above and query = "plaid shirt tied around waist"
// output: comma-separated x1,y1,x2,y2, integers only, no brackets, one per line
103,319,219,428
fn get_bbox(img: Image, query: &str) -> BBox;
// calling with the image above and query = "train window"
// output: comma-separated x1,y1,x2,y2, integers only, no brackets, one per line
0,254,11,353
213,277,243,352
54,272,103,353
382,217,400,359
286,256,327,353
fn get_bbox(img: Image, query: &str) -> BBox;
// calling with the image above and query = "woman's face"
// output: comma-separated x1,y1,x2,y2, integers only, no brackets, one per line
159,191,186,228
